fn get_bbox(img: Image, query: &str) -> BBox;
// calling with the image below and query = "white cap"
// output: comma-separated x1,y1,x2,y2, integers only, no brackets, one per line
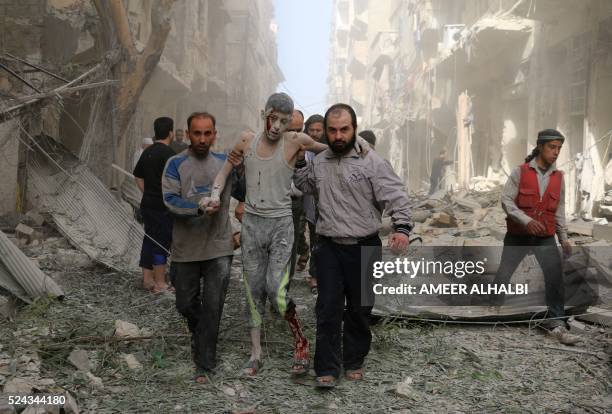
143,137,154,145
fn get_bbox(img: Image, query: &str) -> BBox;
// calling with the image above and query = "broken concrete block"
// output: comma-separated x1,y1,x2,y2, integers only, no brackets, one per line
85,372,104,390
221,385,236,397
592,224,612,241
22,406,57,414
0,296,16,320
15,223,35,240
63,392,79,414
114,320,140,338
0,401,16,414
395,376,419,400
121,353,142,371
52,249,94,269
430,212,458,228
25,211,45,227
68,349,92,372
567,221,593,236
411,209,432,223
2,377,34,394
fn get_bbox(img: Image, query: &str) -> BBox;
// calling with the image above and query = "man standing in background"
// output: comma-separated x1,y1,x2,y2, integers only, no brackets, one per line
429,149,453,194
133,117,176,293
170,128,189,153
287,109,310,279
302,114,325,293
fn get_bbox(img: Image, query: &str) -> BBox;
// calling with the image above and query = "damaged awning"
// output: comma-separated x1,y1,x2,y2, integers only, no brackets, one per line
433,14,534,82
28,135,144,273
0,230,64,303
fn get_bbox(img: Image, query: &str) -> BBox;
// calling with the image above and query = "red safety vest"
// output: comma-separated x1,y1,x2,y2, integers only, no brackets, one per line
506,163,562,236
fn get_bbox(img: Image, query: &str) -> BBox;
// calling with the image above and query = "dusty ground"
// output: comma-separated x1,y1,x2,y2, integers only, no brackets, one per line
1,248,611,414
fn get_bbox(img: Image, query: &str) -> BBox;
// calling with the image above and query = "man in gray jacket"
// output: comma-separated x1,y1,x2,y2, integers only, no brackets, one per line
294,103,412,387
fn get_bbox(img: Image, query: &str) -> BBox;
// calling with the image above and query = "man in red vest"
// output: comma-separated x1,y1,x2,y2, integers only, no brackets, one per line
494,129,580,345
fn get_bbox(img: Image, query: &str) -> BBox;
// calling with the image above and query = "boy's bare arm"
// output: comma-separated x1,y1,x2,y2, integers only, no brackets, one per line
204,133,252,214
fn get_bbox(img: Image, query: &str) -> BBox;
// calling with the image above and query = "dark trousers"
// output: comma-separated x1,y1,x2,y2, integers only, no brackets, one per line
173,256,232,371
314,235,382,377
290,196,308,277
307,220,318,278
493,233,565,328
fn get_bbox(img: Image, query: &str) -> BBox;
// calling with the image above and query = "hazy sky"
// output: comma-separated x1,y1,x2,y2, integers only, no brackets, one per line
275,0,333,118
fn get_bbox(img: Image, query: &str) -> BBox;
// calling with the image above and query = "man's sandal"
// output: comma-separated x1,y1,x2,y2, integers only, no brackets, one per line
315,375,337,388
345,368,364,381
243,359,263,376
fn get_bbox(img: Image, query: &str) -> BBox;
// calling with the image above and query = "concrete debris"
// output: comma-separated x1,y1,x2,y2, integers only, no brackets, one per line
68,349,92,372
0,401,16,414
22,406,58,414
395,376,419,400
37,249,94,270
2,377,34,394
470,176,502,192
411,209,433,223
453,193,483,212
0,296,16,320
15,223,37,242
430,212,458,227
114,320,141,338
85,372,104,390
567,220,594,236
25,211,45,227
63,392,79,414
121,353,143,371
592,224,612,241
222,385,236,397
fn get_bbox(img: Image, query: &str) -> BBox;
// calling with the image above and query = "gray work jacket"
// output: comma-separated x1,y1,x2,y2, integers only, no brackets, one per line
294,144,412,243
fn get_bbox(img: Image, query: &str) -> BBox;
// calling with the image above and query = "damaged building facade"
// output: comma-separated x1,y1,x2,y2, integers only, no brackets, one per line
0,0,282,216
328,0,612,219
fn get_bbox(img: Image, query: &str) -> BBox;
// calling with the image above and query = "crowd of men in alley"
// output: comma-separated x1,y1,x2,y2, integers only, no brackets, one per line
132,92,581,387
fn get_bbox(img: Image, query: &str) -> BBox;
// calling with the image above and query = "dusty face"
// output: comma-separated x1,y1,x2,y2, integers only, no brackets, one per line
176,130,184,142
326,109,355,154
307,122,324,142
263,109,292,141
538,140,563,167
188,117,216,158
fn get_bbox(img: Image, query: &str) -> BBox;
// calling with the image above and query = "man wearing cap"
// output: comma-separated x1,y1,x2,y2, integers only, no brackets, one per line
494,128,580,345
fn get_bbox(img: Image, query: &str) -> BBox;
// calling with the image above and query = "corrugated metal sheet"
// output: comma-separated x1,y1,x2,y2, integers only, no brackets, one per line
0,230,63,302
27,136,144,273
